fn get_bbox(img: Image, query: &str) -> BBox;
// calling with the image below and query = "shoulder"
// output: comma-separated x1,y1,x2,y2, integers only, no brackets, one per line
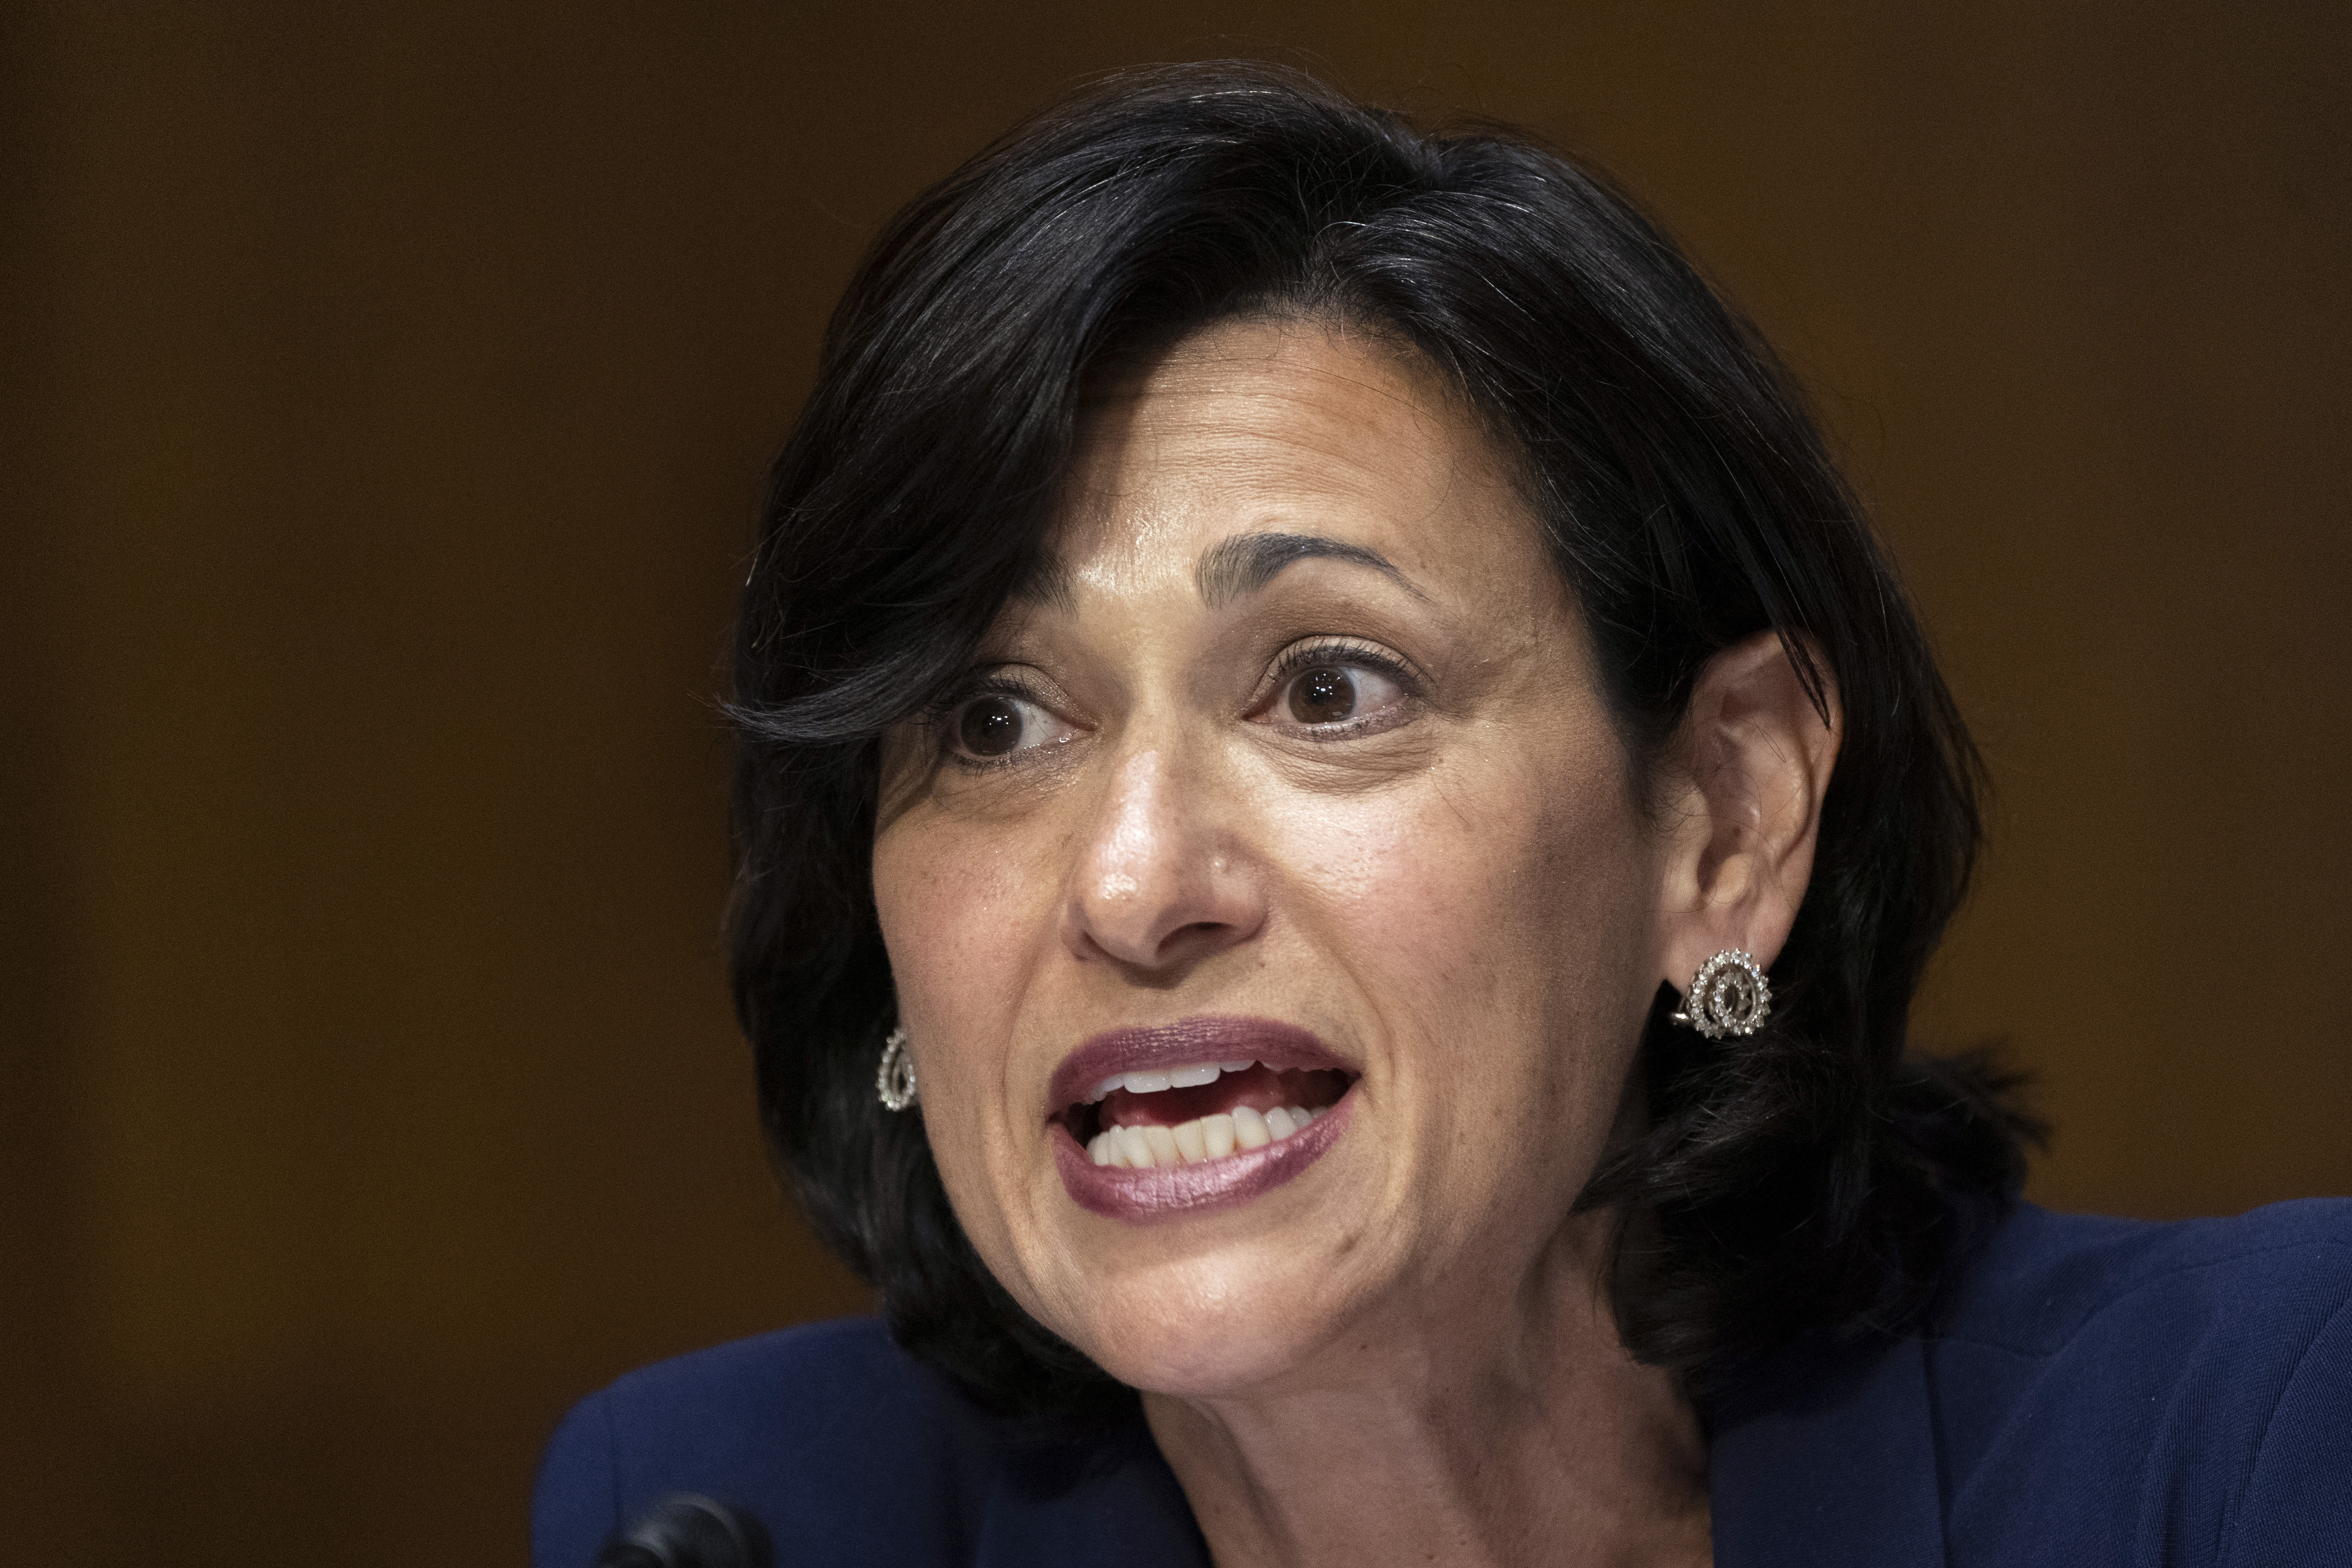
1934,1195,2352,1353
530,1317,1006,1568
1928,1198,2352,1565
530,1317,1204,1568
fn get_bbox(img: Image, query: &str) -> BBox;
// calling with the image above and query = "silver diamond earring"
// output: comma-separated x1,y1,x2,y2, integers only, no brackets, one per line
1670,949,1773,1039
876,1026,918,1111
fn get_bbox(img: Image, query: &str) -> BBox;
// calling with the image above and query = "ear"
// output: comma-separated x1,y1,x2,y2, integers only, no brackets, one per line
1653,630,1842,992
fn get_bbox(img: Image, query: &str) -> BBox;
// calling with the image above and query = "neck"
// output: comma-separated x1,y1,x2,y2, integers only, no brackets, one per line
1140,1211,1711,1568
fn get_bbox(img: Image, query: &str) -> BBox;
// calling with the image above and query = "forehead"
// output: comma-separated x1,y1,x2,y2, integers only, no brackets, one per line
1047,318,1537,598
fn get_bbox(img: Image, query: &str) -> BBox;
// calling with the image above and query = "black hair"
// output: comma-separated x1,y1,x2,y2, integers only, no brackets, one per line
727,61,2038,1419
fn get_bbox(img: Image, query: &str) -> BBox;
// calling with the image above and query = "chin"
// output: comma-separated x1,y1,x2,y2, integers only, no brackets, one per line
1042,1239,1361,1399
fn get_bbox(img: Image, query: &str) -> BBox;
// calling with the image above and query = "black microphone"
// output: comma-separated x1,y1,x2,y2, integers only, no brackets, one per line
593,1494,772,1568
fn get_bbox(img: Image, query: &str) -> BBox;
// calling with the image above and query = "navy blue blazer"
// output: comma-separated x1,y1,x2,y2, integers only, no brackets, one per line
533,1200,2352,1566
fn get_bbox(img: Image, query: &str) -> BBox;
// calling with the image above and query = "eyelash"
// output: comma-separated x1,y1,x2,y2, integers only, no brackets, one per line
929,676,1056,773
1258,637,1424,737
1265,636,1415,690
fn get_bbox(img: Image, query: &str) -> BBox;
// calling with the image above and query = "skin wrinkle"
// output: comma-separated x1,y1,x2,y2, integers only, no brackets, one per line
871,318,1838,1568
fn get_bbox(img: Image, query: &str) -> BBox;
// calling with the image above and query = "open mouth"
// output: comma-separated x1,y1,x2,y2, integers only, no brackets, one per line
1044,1017,1360,1220
1058,1059,1353,1170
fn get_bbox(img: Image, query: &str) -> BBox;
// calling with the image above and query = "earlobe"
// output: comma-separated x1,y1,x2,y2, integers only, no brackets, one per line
1654,630,1842,988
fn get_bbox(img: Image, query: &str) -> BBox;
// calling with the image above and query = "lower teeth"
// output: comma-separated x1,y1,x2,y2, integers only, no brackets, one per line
1086,1104,1327,1169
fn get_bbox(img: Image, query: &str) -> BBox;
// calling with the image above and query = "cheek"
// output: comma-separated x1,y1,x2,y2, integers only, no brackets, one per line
1267,743,1652,1093
871,821,1051,1109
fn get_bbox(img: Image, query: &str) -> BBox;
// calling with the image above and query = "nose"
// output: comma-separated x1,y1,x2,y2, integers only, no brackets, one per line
1063,746,1265,974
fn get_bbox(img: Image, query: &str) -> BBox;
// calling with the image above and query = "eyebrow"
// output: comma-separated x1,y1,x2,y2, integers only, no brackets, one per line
1192,531,1420,607
1010,552,1077,613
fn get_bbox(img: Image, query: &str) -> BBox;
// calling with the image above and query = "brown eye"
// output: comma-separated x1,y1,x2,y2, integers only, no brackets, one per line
945,688,1080,763
958,695,1025,756
1287,666,1358,725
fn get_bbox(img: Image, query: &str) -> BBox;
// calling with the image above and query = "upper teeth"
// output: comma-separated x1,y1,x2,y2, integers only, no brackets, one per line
1090,1060,1260,1101
1087,1104,1328,1168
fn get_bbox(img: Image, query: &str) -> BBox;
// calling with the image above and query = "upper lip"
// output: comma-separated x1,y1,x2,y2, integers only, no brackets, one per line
1047,1015,1354,1115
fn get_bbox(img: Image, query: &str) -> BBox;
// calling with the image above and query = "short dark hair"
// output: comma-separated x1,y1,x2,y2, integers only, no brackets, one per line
727,61,2036,1418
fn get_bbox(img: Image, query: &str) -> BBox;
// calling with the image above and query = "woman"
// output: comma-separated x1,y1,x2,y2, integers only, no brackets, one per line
534,64,2350,1567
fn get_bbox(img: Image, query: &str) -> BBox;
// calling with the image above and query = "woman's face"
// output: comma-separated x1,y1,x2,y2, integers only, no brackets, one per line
872,318,1673,1398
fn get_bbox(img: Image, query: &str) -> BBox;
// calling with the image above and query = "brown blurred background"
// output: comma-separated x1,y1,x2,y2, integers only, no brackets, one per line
3,2,2345,1563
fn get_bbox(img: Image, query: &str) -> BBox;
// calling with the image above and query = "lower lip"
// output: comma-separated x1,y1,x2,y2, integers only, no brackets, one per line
1051,1089,1355,1224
